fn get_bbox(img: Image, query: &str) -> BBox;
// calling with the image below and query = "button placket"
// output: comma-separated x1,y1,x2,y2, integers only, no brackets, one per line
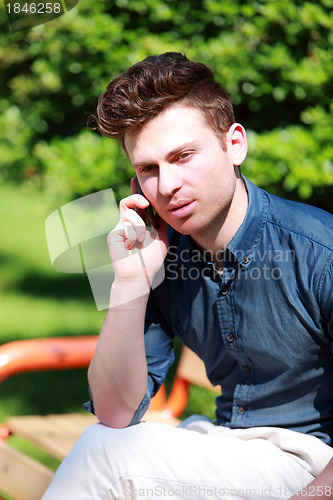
218,264,237,297
215,259,254,427
216,275,237,349
231,355,255,425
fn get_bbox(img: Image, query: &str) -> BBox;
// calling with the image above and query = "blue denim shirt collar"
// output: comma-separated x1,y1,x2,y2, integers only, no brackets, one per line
184,176,267,270
227,176,268,269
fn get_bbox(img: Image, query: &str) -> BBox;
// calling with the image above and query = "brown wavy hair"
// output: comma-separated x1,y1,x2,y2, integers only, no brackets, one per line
89,52,235,152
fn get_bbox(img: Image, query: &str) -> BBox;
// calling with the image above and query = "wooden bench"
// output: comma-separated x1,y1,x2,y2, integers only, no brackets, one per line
0,336,218,500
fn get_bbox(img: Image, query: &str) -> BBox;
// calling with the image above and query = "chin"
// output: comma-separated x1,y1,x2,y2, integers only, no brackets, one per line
169,218,206,236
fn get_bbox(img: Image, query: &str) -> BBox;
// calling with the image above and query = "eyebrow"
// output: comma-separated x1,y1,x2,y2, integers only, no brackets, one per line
132,141,201,170
167,141,201,160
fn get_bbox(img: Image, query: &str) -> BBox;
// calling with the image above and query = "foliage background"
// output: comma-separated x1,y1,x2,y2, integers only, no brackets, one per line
0,0,332,487
1,0,333,208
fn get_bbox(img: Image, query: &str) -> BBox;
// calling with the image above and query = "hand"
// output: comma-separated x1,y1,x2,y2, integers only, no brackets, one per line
107,187,168,288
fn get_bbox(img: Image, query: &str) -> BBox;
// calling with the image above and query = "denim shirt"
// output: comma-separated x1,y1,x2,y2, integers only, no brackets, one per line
132,177,333,446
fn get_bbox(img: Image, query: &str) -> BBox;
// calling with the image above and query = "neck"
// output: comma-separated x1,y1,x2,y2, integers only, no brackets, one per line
191,174,248,261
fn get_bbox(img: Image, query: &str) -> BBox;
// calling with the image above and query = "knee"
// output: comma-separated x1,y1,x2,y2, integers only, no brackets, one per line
77,422,146,463
78,422,132,456
42,424,133,500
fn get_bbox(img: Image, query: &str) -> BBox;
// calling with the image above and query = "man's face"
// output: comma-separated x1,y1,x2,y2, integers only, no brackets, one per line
125,104,243,241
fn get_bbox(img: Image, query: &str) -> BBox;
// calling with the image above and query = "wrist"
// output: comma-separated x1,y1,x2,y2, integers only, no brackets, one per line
109,278,150,308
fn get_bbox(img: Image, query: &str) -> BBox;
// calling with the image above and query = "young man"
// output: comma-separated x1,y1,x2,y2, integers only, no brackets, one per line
43,52,333,499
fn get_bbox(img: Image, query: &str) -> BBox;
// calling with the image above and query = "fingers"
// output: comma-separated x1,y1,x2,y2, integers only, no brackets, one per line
119,193,149,214
130,177,139,195
123,221,144,251
111,194,149,250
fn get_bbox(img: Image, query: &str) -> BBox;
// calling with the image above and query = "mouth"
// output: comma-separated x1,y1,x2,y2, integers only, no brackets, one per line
168,200,196,218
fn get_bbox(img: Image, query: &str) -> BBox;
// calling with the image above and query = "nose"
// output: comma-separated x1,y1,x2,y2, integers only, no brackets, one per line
158,163,182,197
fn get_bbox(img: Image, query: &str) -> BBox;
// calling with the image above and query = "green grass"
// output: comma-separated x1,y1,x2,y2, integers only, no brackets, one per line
0,181,105,495
0,181,216,498
0,182,105,342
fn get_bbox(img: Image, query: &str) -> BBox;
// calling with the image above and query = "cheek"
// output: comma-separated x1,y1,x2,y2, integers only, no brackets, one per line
140,178,158,201
204,171,236,207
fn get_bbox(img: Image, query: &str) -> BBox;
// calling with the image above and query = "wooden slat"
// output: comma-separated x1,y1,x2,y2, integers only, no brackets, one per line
7,410,179,463
7,413,98,461
41,413,99,437
0,440,53,500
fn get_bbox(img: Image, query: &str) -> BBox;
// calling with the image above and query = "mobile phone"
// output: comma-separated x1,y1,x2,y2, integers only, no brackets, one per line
136,177,160,229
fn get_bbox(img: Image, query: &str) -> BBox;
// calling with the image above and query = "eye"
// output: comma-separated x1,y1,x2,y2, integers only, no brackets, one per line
140,164,157,174
177,151,193,162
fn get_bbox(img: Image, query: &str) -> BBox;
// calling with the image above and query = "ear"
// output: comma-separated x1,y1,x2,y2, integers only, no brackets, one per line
227,123,248,166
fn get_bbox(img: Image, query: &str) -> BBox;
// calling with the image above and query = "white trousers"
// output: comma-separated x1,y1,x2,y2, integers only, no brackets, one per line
42,420,333,500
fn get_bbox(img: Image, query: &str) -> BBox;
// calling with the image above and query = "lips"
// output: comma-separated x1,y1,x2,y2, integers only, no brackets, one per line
168,200,191,210
168,200,196,218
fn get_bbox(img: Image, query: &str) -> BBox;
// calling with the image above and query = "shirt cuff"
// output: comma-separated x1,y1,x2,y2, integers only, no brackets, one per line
83,379,154,426
128,389,152,426
83,399,95,414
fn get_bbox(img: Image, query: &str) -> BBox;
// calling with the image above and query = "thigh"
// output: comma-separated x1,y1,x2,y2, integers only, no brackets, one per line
42,421,315,500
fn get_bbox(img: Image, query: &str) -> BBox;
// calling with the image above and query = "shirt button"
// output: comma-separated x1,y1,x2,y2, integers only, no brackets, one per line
221,289,228,296
243,365,251,374
227,334,235,342
238,406,246,414
243,256,249,264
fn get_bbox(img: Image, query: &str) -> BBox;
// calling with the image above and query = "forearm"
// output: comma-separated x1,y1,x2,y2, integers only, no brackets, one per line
290,458,333,499
89,187,169,428
88,281,150,428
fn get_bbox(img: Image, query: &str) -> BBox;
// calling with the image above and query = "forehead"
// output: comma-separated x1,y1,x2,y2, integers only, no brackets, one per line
124,104,214,163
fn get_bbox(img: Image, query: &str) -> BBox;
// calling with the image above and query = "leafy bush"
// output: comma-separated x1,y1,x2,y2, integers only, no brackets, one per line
1,0,332,208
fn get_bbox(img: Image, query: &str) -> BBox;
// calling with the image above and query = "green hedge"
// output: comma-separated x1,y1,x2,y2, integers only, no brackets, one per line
1,0,332,208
